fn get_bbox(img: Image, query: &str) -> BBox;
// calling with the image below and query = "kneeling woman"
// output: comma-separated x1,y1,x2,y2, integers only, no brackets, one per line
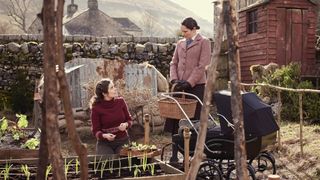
90,78,132,155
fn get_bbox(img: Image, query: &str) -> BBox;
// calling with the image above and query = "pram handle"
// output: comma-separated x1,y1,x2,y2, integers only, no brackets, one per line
160,92,235,154
160,92,234,132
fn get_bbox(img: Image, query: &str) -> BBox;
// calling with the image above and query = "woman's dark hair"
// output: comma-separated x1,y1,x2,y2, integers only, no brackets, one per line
90,78,112,108
181,17,200,30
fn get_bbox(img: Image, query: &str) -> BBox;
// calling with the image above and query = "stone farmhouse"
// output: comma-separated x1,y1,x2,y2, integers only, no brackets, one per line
27,0,142,37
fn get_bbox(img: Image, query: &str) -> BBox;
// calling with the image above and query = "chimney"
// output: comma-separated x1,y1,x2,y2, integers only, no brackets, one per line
67,0,78,17
88,0,98,10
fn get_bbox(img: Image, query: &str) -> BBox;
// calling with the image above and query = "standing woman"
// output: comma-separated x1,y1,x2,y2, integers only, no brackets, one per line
164,17,211,162
90,78,132,156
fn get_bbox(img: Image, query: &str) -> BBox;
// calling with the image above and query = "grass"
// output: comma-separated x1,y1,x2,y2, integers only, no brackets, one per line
280,121,320,157
275,121,320,179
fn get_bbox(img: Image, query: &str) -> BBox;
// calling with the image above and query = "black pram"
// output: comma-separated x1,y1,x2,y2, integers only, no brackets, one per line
172,90,279,179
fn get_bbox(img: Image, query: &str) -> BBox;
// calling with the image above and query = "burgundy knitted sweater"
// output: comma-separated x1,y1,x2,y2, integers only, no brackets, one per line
91,97,132,140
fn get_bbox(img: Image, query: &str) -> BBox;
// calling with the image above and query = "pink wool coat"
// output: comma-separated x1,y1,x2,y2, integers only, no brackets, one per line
170,34,211,87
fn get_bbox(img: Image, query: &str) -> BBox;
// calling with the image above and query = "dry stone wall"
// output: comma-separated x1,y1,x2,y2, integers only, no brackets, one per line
0,35,177,93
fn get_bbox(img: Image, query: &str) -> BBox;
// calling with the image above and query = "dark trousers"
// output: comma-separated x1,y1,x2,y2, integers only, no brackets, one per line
163,84,205,162
96,136,129,157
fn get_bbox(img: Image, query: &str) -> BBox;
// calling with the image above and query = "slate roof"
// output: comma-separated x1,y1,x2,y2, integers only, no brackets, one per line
28,2,141,36
112,18,142,32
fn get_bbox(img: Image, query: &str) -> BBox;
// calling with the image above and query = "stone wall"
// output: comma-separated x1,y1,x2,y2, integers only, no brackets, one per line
0,35,177,92
0,34,229,113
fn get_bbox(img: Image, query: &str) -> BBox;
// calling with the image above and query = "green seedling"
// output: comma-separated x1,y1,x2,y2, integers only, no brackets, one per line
75,158,79,174
142,152,148,172
93,156,102,174
21,164,31,180
109,157,114,174
100,159,108,178
133,164,141,177
0,162,12,180
148,163,155,176
64,159,74,178
118,158,121,177
45,164,52,180
127,151,132,172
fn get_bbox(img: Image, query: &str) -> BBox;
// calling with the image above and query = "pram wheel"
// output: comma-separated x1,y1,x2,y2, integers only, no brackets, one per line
225,164,256,180
249,151,276,176
197,162,223,180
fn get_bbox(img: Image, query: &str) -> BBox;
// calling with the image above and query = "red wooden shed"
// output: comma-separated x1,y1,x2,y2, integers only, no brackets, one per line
238,0,319,83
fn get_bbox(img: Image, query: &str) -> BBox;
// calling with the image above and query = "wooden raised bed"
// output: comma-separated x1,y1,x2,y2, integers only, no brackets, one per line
0,155,185,179
0,149,38,159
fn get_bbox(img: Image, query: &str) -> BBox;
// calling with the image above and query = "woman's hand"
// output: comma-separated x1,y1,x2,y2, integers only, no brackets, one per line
118,122,128,131
102,133,116,141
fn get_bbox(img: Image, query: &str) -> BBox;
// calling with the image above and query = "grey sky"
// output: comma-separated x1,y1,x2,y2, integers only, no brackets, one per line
172,0,214,22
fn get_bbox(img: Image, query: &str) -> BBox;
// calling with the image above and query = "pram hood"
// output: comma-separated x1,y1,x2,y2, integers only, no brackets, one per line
214,90,279,137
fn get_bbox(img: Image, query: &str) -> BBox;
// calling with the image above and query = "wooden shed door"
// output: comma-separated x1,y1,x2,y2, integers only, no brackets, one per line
276,8,307,66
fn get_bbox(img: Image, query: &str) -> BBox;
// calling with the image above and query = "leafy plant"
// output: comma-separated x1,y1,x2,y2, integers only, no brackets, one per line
8,114,29,141
0,117,8,137
16,114,28,128
21,138,40,149
123,141,157,151
21,164,31,180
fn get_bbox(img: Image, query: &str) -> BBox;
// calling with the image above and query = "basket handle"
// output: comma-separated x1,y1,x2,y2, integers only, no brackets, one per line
171,83,185,99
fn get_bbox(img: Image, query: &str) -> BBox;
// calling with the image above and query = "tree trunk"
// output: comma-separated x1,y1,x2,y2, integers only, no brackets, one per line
55,0,88,179
36,99,48,180
186,1,226,179
225,0,249,179
42,0,65,179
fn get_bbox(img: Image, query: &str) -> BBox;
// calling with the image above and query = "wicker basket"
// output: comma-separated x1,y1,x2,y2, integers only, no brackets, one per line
158,96,197,119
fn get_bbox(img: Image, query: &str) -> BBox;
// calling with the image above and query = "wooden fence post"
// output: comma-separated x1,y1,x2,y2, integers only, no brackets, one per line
225,0,249,178
186,0,226,178
299,93,304,156
144,114,150,145
277,90,282,149
184,127,191,174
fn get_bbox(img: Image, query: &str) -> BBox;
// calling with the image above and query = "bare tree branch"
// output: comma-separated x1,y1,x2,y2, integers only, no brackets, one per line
5,0,31,33
42,0,65,179
56,0,89,179
225,0,249,178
